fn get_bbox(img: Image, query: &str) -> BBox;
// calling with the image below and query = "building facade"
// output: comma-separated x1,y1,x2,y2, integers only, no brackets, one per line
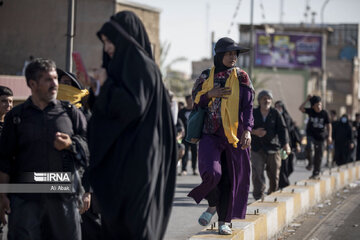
0,0,160,76
238,23,359,125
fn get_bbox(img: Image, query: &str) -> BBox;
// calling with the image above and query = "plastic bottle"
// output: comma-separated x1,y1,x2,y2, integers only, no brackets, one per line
280,149,288,160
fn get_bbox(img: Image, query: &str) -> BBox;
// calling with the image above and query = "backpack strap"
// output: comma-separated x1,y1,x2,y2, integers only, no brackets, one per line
60,100,76,134
12,101,74,130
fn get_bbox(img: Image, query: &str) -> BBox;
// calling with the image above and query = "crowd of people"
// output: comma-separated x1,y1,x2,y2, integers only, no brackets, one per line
172,40,360,236
0,11,176,240
0,10,359,240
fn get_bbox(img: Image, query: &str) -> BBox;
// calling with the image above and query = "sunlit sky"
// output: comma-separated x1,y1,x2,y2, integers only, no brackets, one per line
133,0,360,75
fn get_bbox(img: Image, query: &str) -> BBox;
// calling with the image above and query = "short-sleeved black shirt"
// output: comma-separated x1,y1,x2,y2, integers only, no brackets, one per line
305,108,330,141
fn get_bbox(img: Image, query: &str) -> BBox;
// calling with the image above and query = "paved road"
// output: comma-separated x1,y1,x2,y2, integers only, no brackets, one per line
279,180,360,240
164,159,313,240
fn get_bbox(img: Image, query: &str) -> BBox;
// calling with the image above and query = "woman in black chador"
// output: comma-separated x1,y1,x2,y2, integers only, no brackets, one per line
275,100,301,188
333,114,354,166
87,11,177,240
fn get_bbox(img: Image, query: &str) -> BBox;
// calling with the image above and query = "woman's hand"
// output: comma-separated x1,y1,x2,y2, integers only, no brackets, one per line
207,86,231,99
79,192,91,214
93,68,107,87
240,130,251,150
87,68,107,94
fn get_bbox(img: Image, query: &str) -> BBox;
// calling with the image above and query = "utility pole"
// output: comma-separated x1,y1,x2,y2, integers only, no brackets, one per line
280,0,284,24
321,0,330,28
206,2,210,57
249,0,254,79
211,31,215,58
321,0,330,108
66,0,75,72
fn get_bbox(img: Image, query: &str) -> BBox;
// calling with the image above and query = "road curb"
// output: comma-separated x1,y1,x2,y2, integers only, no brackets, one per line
189,162,360,240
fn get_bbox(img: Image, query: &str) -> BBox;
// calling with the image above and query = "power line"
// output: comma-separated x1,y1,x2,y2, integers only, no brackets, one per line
304,0,311,23
227,0,243,35
206,2,210,53
280,0,284,24
259,0,266,22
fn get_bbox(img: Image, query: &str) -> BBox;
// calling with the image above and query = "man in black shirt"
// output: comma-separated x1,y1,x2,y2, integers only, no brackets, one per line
0,86,13,136
299,95,332,179
251,90,290,200
0,59,89,239
178,95,198,175
0,86,12,240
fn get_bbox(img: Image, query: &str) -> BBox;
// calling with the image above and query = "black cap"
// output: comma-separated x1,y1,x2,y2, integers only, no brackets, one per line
214,37,249,54
56,68,83,90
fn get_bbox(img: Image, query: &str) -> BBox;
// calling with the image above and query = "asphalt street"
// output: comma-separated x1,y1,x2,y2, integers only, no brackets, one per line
278,180,360,240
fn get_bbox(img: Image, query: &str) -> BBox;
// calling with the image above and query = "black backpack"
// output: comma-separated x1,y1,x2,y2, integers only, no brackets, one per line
11,100,88,167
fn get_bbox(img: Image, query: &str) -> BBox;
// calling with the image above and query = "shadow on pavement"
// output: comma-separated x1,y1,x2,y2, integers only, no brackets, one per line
172,202,208,207
176,183,198,189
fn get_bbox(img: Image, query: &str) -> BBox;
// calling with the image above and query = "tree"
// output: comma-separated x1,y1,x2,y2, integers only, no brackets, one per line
165,70,193,96
160,41,190,96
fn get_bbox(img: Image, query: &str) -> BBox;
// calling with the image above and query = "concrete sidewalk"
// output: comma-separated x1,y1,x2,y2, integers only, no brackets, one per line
185,162,360,240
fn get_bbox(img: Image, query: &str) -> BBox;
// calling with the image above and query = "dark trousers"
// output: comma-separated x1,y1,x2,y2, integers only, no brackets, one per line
334,145,352,166
100,217,133,240
205,152,230,222
356,140,360,160
251,150,281,200
279,153,294,189
306,137,325,176
182,141,198,171
81,195,102,240
8,195,81,240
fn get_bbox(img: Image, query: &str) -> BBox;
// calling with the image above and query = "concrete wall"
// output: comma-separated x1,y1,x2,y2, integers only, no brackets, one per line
254,70,307,127
0,0,67,74
74,0,115,71
0,0,113,74
116,3,161,65
0,0,160,75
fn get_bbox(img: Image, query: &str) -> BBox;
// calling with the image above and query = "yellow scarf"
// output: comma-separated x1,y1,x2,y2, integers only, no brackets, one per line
57,84,89,108
194,67,240,148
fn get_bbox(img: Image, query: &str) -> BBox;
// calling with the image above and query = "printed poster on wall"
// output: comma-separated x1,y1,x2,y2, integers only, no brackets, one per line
255,31,323,69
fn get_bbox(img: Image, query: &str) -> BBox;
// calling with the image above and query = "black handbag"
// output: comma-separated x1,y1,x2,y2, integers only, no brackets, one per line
185,108,206,144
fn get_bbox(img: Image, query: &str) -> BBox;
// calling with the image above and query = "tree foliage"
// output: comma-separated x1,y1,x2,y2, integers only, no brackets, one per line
160,41,190,97
165,71,193,96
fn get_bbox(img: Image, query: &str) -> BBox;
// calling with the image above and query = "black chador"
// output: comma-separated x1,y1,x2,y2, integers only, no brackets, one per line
87,11,177,240
333,117,353,166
